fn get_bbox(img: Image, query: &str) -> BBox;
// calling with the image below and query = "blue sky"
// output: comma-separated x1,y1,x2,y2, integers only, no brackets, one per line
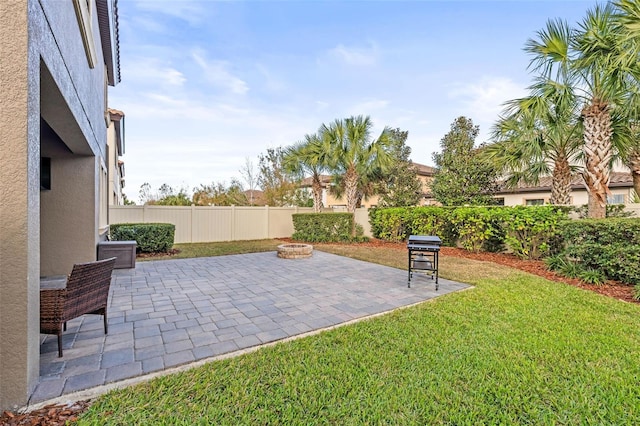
110,0,596,203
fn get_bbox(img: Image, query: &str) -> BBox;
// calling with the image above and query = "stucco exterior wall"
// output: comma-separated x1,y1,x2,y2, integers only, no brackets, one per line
499,187,633,206
0,0,41,411
0,0,112,410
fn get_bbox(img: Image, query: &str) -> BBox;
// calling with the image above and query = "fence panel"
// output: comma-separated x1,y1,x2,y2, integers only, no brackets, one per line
191,207,233,243
109,206,370,243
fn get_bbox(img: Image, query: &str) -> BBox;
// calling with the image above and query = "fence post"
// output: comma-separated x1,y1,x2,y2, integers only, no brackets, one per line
265,205,270,239
191,204,195,243
231,205,236,241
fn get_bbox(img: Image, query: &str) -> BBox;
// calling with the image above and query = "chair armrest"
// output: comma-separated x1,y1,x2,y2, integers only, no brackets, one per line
40,288,66,324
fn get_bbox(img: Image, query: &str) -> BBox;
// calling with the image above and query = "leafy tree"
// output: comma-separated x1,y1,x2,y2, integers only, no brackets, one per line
525,4,640,217
431,116,499,206
154,184,191,206
258,147,301,207
320,115,394,214
488,78,583,205
283,133,329,213
122,193,135,205
375,128,422,207
192,180,249,206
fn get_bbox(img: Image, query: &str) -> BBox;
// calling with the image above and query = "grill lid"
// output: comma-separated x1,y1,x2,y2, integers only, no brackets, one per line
407,235,442,246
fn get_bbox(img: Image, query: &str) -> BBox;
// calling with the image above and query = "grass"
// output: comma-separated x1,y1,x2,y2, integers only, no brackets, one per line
77,241,640,425
137,239,282,261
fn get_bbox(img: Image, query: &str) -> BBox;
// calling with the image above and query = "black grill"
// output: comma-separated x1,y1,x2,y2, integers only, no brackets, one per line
407,235,441,289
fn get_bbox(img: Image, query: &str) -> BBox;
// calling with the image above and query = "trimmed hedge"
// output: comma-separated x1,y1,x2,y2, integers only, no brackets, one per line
110,223,175,253
499,206,567,259
558,219,640,285
291,213,365,243
369,205,568,259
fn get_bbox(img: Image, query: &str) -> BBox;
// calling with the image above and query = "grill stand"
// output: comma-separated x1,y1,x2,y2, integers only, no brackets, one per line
407,235,441,290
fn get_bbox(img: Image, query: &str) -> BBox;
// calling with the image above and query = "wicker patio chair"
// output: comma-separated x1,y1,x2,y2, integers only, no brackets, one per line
40,257,117,357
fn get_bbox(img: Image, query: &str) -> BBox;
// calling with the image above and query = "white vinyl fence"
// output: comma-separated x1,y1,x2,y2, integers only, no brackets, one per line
109,205,373,244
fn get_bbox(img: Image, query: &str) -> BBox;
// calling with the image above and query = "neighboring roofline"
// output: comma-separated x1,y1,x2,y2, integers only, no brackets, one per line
496,172,633,195
96,0,121,86
108,108,124,155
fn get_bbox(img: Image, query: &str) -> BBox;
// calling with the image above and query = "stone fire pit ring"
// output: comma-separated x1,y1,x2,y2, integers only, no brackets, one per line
277,243,313,259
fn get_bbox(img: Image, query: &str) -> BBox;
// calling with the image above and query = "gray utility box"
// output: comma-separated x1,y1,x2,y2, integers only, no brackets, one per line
97,240,137,269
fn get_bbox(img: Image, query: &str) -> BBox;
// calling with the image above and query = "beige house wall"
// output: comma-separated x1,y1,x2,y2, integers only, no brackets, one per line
0,0,40,410
107,112,125,206
322,172,434,209
1,0,116,410
499,187,634,207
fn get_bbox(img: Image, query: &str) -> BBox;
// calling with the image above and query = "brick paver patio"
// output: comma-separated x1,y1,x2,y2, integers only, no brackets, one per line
34,250,469,404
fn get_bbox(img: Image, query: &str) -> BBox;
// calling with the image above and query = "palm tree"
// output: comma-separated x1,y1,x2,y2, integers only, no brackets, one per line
526,5,640,217
615,0,640,199
488,78,583,205
320,115,394,214
283,133,328,213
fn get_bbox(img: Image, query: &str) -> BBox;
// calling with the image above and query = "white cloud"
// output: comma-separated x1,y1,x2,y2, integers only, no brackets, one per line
124,57,186,87
348,98,389,115
133,0,210,26
448,76,527,124
327,42,379,66
192,51,249,95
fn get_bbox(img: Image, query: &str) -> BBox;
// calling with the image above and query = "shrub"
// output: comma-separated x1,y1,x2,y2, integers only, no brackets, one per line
404,207,458,246
544,254,567,272
448,207,503,253
557,218,640,285
292,213,366,243
634,285,640,301
110,223,175,253
573,204,635,218
499,206,568,259
368,208,408,242
578,268,607,285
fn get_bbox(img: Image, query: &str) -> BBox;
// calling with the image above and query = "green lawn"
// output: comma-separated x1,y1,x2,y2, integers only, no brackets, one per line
78,241,640,425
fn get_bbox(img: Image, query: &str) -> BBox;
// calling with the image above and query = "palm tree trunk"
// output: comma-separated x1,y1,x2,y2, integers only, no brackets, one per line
344,167,359,214
551,156,572,205
311,175,323,213
581,101,612,219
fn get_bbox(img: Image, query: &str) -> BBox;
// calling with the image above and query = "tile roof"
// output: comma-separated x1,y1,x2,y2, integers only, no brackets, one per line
497,172,633,194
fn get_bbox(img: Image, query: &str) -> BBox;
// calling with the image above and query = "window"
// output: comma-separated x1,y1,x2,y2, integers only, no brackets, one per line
607,194,625,204
73,0,97,68
525,199,544,206
41,157,51,190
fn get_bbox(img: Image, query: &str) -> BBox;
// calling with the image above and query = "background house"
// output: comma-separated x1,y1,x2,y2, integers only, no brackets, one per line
301,162,436,209
494,172,635,206
107,108,126,205
0,0,120,410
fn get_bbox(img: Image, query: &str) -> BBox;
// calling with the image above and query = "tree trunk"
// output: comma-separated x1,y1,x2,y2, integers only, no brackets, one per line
550,156,572,205
581,101,612,219
344,167,359,214
344,167,359,237
311,175,323,213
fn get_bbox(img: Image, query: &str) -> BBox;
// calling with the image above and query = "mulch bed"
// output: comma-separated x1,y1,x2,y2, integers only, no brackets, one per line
2,240,636,424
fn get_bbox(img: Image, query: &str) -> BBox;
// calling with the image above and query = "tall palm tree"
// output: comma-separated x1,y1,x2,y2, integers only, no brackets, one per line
489,78,583,205
320,115,394,214
616,0,640,199
526,5,640,217
283,133,328,213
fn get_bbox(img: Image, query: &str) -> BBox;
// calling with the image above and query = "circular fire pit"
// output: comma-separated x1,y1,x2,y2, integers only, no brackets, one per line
277,243,313,259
